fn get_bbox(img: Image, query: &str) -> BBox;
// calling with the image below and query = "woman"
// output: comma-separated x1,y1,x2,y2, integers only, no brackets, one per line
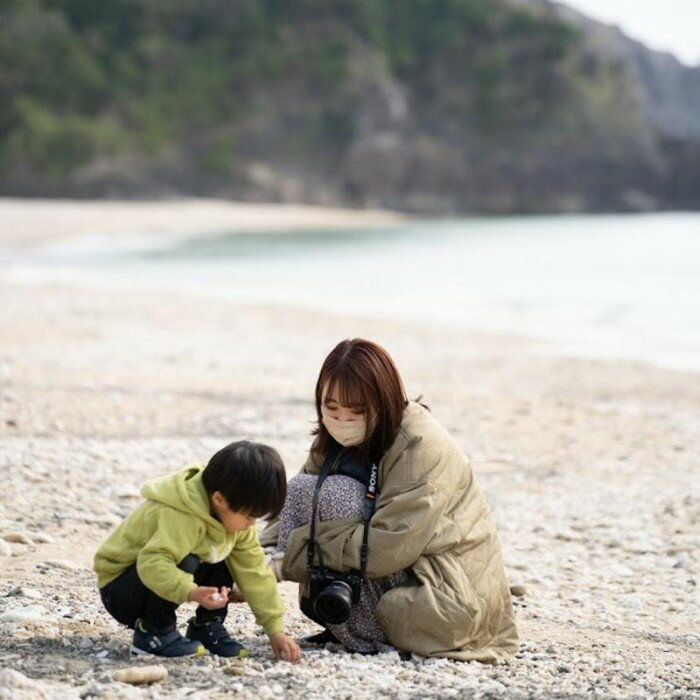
261,338,518,662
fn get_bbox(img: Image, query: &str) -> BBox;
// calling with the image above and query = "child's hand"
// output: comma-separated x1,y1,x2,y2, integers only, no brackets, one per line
269,632,302,663
188,586,230,610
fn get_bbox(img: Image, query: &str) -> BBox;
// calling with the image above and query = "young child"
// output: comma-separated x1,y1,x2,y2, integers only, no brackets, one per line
94,440,301,661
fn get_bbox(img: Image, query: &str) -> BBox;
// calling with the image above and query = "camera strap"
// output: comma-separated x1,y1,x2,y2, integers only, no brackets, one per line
307,450,379,583
359,461,378,581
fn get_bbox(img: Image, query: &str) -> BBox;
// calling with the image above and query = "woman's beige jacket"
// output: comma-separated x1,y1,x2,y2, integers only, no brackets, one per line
260,401,518,662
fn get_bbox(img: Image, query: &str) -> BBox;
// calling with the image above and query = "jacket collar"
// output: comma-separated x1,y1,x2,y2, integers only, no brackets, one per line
380,401,425,469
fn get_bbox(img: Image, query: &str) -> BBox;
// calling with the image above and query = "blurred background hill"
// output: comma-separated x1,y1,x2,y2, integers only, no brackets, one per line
1,0,699,213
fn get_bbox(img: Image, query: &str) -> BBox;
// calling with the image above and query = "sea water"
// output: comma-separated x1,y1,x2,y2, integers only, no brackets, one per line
5,212,700,371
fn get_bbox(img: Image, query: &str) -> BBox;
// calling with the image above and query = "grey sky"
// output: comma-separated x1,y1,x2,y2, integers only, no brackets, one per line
561,0,700,65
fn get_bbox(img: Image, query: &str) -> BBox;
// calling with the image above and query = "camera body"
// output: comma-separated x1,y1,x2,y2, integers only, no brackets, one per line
305,565,362,625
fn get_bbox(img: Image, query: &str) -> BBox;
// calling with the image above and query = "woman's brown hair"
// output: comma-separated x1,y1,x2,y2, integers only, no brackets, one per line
312,338,408,465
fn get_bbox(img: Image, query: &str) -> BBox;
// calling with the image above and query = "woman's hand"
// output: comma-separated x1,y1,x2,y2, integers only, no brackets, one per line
268,552,285,582
269,632,302,663
228,587,246,603
187,585,230,610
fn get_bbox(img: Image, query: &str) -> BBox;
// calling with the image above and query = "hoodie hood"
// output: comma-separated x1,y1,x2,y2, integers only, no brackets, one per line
141,464,227,539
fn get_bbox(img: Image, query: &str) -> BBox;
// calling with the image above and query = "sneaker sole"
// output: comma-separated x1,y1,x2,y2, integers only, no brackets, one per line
130,645,152,657
130,643,207,658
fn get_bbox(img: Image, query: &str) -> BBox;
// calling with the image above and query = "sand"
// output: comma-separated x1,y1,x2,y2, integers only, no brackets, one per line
0,197,404,249
0,200,698,698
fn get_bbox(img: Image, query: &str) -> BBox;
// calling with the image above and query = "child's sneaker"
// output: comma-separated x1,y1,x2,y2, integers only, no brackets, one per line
186,616,249,658
131,619,206,657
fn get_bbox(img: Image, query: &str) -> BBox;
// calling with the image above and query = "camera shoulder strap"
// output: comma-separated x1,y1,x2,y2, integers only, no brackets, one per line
306,450,380,580
359,461,379,582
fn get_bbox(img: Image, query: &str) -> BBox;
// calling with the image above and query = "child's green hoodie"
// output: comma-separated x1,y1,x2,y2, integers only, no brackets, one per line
94,464,283,636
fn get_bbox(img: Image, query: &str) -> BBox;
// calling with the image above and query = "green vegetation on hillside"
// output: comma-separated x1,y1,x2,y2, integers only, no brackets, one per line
0,0,584,197
9,0,690,212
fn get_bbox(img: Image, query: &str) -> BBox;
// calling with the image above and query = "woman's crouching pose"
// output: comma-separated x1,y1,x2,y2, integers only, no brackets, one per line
262,338,518,662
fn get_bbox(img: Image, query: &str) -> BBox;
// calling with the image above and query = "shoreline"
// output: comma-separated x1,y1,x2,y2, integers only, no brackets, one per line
0,197,405,249
3,198,699,377
6,268,699,376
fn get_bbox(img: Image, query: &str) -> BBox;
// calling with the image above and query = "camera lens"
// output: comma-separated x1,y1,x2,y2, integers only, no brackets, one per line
315,581,353,624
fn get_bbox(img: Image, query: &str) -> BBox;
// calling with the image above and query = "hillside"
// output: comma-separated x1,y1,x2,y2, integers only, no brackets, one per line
1,0,698,212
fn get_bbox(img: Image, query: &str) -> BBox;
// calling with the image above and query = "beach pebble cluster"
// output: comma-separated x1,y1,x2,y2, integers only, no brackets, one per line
0,426,696,698
0,283,698,698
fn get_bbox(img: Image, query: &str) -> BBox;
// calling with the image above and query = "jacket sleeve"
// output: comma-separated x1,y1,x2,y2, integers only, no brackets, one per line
226,528,285,636
136,508,202,604
283,447,450,581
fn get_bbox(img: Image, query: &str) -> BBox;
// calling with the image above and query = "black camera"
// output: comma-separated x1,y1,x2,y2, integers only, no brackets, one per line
306,565,362,625
303,450,379,627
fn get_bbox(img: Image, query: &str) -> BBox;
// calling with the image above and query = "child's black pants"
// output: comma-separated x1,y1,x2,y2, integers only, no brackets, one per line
99,555,233,632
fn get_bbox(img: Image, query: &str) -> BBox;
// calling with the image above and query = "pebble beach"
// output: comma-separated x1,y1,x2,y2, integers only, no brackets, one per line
0,200,698,698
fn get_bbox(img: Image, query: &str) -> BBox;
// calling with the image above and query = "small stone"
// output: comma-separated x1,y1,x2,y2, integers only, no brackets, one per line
2,532,32,545
510,585,527,597
673,554,689,569
0,605,47,623
0,669,48,698
557,665,571,673
114,486,140,499
29,531,54,544
112,665,168,685
554,530,583,542
7,586,43,600
81,683,104,698
223,662,246,677
81,513,121,527
44,558,82,572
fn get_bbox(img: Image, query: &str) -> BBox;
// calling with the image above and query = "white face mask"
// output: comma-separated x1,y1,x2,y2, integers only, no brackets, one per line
321,409,367,447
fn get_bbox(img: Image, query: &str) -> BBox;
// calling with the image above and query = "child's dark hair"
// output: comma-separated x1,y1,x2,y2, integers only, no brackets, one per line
202,440,286,519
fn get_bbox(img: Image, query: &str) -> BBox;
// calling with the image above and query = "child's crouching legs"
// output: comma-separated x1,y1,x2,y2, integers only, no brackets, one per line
99,554,201,632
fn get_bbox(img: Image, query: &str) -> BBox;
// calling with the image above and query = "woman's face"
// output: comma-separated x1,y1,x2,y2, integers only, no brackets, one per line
321,383,370,447
321,383,366,422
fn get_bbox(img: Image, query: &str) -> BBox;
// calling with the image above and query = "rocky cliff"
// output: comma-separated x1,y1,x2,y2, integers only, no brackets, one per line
517,0,700,209
1,0,698,212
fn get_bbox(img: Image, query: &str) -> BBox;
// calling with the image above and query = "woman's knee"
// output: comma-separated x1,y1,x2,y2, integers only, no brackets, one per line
288,473,318,492
318,476,366,520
